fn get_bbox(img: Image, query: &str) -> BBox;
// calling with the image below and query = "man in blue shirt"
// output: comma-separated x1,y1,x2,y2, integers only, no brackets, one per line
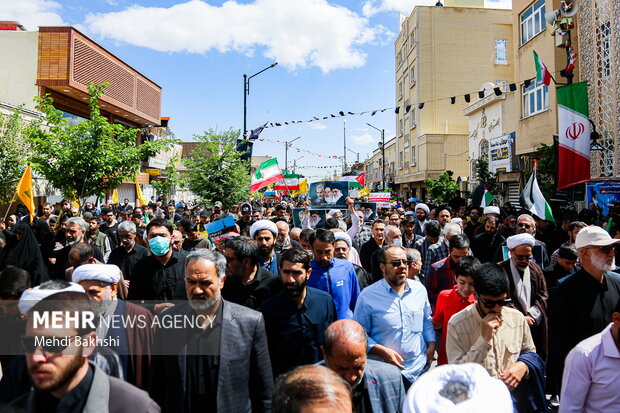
308,229,361,320
354,245,435,388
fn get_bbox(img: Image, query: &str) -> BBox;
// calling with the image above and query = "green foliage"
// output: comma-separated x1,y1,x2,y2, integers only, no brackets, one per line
424,170,459,205
533,143,556,201
473,157,500,194
0,108,32,204
151,156,185,202
25,82,176,204
184,129,250,209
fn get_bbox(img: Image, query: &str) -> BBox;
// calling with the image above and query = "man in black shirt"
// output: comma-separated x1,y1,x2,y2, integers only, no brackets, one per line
260,248,337,378
359,220,385,273
222,236,282,310
101,208,120,250
107,220,148,282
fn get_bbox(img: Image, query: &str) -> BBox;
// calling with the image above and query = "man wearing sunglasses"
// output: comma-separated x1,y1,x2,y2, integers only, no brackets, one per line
354,246,435,390
13,291,159,412
446,262,535,392
547,225,620,400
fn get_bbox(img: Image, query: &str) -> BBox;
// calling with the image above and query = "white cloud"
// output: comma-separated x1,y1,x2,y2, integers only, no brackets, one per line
84,0,394,73
362,0,511,17
308,122,327,130
0,0,66,30
351,133,375,146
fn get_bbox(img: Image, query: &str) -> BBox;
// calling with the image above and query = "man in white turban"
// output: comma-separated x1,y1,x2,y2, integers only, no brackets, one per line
414,203,430,236
499,233,548,359
250,220,280,275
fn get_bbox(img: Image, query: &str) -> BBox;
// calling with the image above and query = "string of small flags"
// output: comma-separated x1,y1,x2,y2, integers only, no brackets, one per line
256,137,343,160
263,77,537,129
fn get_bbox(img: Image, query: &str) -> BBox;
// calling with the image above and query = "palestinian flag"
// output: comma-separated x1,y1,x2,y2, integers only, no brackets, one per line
340,172,366,189
274,171,300,190
534,51,552,86
480,186,496,207
520,160,555,223
251,158,285,192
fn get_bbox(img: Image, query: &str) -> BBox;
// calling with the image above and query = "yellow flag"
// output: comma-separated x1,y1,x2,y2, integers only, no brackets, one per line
135,177,148,207
358,187,370,198
16,165,35,222
111,188,119,204
299,179,308,194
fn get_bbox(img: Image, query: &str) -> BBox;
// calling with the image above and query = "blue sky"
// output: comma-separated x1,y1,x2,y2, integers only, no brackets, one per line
4,0,511,181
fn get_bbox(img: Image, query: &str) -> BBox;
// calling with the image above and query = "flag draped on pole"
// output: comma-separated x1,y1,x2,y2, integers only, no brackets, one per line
135,177,148,207
520,161,555,223
274,171,300,190
471,183,495,208
557,81,591,189
251,158,285,192
480,186,496,207
16,165,35,222
534,51,552,86
111,188,119,204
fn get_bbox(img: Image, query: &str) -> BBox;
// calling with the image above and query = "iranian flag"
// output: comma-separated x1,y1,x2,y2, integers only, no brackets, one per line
480,186,496,207
274,171,300,190
557,81,591,189
251,158,285,192
534,51,551,86
340,172,366,189
520,160,555,223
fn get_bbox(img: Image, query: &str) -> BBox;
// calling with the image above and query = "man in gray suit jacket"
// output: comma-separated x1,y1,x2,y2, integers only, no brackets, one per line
322,320,406,412
149,249,273,413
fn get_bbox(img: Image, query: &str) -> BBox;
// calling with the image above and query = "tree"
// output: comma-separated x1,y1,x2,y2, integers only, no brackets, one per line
151,156,185,203
25,82,176,207
184,129,250,208
533,142,556,201
473,156,500,194
424,170,459,205
0,108,33,204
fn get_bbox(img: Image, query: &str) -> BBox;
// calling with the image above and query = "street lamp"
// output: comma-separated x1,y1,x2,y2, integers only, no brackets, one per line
343,119,347,173
243,62,278,137
367,123,385,190
284,136,301,170
292,156,304,173
346,148,360,164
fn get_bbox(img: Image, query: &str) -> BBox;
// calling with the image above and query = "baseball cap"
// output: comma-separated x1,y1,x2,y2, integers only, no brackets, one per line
214,201,223,208
575,225,620,249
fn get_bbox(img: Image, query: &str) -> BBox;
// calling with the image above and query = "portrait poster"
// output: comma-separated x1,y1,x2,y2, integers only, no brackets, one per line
292,208,326,229
309,181,349,208
354,202,377,222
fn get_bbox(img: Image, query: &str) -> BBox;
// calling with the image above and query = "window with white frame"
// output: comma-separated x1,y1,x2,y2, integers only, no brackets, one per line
495,39,508,65
410,111,416,129
523,79,548,117
399,152,404,169
398,81,403,98
410,66,416,85
520,0,545,45
411,145,417,165
409,27,416,50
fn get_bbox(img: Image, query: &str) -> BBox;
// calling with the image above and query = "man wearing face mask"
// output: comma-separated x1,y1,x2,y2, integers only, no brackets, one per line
369,225,403,280
107,221,148,283
128,219,187,310
260,248,336,377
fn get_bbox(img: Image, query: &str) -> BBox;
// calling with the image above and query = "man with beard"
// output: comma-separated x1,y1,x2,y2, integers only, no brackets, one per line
222,237,281,310
12,291,158,412
149,249,273,412
547,226,620,399
427,234,471,306
493,214,549,267
422,223,462,281
72,264,154,389
107,221,149,283
260,248,336,377
308,229,360,320
84,213,112,263
52,218,103,280
437,206,452,229
101,208,120,250
359,220,386,273
413,203,430,236
369,225,404,279
333,232,373,290
250,220,280,275
549,221,586,267
274,221,301,253
500,234,548,359
354,246,435,389
321,320,406,412
471,216,505,263
464,207,482,240
413,220,441,284
402,215,423,248
543,243,578,290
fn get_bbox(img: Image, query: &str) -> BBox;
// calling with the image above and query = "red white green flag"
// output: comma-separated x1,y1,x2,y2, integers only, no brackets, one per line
534,51,552,86
251,158,285,192
480,186,496,208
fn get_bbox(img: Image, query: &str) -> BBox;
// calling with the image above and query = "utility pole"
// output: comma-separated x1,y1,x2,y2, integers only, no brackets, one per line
243,62,278,138
284,136,301,170
343,119,347,173
367,123,386,190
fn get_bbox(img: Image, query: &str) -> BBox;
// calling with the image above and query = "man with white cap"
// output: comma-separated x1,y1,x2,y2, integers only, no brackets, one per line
499,233,548,359
250,219,280,275
72,264,154,389
547,225,620,398
414,203,430,236
492,214,550,268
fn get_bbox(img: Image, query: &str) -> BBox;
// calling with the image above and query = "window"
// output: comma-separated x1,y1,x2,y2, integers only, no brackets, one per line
495,39,508,64
410,66,416,85
599,21,611,78
479,140,490,164
399,119,404,135
398,81,403,99
409,27,417,50
522,79,548,117
404,72,409,90
520,0,545,45
399,152,404,169
410,111,416,129
411,145,417,165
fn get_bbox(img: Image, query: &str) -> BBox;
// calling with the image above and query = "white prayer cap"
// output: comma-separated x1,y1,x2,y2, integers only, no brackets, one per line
18,282,85,315
405,211,415,216
249,220,278,239
483,206,500,215
575,225,620,249
72,264,121,285
328,209,341,216
415,203,430,214
451,218,463,225
334,232,352,248
506,233,536,250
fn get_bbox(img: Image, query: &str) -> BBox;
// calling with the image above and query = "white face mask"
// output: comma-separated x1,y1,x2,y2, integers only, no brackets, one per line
389,238,402,247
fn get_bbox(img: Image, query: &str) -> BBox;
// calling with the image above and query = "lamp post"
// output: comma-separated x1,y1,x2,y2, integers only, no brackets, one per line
346,148,359,164
284,136,301,170
292,156,304,173
243,62,278,138
367,123,385,190
343,119,347,173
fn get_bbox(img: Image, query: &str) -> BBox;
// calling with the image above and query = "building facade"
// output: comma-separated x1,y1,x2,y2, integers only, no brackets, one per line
393,2,513,200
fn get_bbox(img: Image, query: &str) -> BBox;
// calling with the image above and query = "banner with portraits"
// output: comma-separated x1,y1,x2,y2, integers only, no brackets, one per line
309,181,349,208
353,202,377,222
292,208,327,229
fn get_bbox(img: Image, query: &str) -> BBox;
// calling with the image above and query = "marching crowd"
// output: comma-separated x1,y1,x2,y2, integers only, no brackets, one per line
0,194,619,413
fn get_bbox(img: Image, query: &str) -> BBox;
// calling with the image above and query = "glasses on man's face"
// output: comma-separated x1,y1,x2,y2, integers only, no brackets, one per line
589,245,615,254
387,259,412,267
21,335,80,355
517,222,532,229
479,297,512,308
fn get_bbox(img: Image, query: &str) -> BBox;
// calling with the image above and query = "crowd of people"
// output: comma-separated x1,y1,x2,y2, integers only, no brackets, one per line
0,194,619,413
